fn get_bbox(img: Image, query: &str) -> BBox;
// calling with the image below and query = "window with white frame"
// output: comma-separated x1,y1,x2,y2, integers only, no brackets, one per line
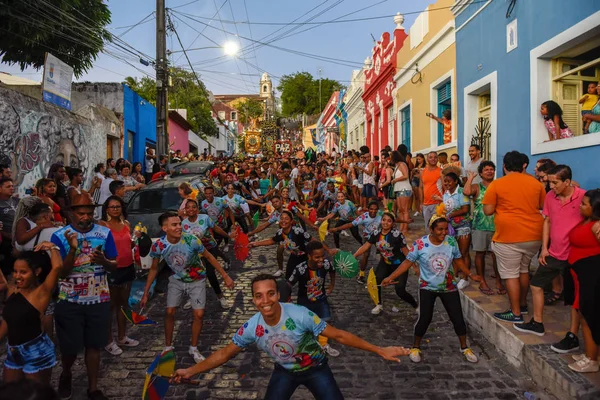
530,12,600,155
387,106,394,148
435,80,452,146
218,111,226,120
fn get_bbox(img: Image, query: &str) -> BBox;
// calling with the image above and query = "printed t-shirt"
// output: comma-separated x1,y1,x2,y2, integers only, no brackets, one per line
223,194,250,217
472,183,495,231
352,211,383,239
482,173,545,243
51,224,117,304
331,200,357,221
442,186,471,228
200,197,228,227
259,179,271,195
543,187,585,260
182,215,218,250
0,197,19,234
422,167,442,206
288,260,334,302
273,225,312,256
367,228,407,265
408,235,462,292
150,233,206,282
232,303,327,372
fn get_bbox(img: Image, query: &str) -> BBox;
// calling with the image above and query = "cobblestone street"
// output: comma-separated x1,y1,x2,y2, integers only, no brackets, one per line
13,223,545,399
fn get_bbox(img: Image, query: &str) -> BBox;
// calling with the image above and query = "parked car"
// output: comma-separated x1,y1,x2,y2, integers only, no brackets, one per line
168,161,214,177
127,174,215,238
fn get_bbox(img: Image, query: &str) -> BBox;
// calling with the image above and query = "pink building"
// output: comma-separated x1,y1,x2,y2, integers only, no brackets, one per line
168,110,192,155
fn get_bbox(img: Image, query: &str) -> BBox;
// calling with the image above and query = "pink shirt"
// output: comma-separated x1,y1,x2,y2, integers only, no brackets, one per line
543,187,585,260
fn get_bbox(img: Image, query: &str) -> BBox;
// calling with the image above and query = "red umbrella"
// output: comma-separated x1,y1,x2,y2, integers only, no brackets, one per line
233,225,250,261
309,209,317,224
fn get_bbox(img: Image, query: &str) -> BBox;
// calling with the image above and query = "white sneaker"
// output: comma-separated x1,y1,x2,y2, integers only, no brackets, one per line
189,347,206,363
322,344,340,357
572,354,586,362
568,356,599,373
409,348,422,363
105,341,123,356
117,336,140,347
371,304,383,315
219,297,232,309
341,230,350,237
273,270,284,278
223,245,230,253
413,211,420,217
183,300,192,310
461,347,479,363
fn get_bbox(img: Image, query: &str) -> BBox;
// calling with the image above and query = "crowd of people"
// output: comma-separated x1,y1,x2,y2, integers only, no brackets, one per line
0,141,598,400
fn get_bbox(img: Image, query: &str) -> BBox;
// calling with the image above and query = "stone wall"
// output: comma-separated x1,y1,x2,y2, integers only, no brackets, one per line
0,86,108,196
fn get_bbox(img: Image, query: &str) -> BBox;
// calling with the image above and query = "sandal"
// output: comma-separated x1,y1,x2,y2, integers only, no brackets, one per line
544,291,562,306
496,287,507,295
479,286,495,296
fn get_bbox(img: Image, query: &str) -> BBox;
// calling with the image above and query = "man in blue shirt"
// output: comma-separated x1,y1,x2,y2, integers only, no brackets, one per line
173,274,409,399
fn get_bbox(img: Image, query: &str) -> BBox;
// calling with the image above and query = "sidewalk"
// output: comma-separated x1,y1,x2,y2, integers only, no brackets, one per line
404,219,600,400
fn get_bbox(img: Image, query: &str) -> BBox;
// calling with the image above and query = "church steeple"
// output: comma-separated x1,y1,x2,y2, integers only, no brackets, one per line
260,72,272,99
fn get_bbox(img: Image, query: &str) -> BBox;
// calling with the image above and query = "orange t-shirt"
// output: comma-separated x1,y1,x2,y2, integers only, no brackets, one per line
482,173,545,243
422,167,442,206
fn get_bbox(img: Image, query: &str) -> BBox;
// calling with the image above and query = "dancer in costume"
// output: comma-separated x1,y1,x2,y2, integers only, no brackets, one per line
288,241,339,357
381,216,481,363
353,212,418,315
172,274,410,400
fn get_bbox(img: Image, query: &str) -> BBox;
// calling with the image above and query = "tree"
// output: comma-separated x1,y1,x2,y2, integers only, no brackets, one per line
236,98,265,127
124,68,218,137
0,0,112,77
277,72,343,116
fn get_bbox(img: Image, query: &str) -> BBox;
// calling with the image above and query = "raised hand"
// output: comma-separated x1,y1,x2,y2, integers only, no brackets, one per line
64,230,78,248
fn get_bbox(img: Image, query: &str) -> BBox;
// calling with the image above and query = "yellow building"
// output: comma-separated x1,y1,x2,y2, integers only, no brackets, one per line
394,0,457,157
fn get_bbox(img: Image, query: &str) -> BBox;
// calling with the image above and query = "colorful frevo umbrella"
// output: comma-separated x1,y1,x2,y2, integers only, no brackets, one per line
143,350,199,400
367,268,379,305
309,209,317,224
252,211,260,228
333,251,359,278
234,225,250,262
121,307,157,326
318,220,328,242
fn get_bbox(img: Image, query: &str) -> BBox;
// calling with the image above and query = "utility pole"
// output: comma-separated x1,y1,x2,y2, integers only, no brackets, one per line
156,0,169,158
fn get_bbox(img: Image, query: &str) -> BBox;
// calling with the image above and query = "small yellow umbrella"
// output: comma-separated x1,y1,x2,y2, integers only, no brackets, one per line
318,220,328,242
367,268,379,305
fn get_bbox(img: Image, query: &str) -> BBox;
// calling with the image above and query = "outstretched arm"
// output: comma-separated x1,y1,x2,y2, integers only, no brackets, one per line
353,241,372,258
321,325,409,362
173,343,243,380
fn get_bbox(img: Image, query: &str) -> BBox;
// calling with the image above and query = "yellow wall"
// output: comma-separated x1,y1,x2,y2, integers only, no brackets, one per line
303,123,317,149
394,0,457,156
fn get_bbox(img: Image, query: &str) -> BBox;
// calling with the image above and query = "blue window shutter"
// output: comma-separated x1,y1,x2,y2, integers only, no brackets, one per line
401,106,411,151
437,81,451,145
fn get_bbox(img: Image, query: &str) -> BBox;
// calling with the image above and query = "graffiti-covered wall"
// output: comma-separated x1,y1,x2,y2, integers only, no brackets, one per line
0,86,107,196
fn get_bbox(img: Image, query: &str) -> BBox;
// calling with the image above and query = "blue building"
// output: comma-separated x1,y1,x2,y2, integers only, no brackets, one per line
123,84,156,165
453,0,600,189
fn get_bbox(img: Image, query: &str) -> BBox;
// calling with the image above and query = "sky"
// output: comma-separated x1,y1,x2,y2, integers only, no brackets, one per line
1,0,435,95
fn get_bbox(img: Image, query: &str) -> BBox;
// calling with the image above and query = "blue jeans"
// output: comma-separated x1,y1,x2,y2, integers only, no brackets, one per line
298,298,332,321
265,362,344,400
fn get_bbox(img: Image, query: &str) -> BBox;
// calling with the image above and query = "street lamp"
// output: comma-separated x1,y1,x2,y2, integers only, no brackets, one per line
223,41,239,57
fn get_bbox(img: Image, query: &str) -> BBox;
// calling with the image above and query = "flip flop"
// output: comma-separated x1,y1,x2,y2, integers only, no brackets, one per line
496,288,507,295
479,286,495,296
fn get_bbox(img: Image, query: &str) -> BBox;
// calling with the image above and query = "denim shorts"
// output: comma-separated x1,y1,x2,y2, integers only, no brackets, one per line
395,189,413,198
298,298,332,321
455,225,471,237
5,333,57,374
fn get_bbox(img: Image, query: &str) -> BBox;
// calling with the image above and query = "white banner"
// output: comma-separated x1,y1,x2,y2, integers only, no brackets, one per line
42,53,73,110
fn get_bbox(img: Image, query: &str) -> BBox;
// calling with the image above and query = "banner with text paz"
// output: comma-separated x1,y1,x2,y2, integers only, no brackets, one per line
42,53,73,110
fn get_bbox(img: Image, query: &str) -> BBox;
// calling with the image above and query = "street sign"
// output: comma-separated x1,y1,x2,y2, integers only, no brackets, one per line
42,53,73,110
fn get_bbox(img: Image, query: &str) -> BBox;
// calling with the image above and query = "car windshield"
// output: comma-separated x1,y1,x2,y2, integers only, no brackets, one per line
127,188,182,212
170,162,212,176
